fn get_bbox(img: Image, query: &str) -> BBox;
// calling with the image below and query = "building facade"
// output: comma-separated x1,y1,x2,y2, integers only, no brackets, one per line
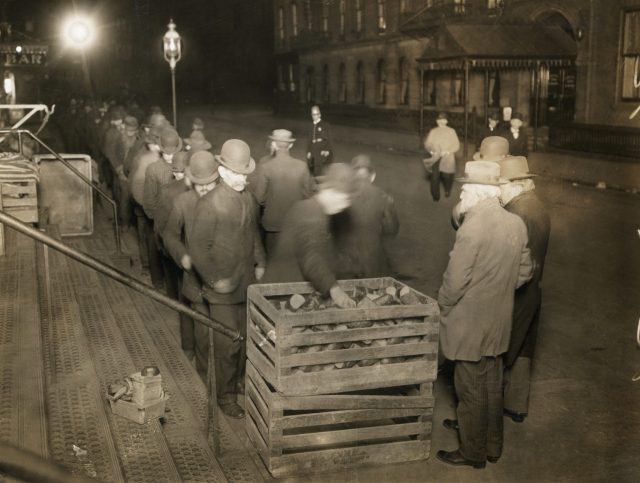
273,0,640,157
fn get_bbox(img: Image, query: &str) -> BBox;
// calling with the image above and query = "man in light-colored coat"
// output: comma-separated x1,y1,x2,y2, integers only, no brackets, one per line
424,112,460,201
437,161,533,469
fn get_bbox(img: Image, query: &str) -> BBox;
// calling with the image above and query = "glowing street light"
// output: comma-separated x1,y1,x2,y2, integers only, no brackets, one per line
163,19,182,126
63,15,95,49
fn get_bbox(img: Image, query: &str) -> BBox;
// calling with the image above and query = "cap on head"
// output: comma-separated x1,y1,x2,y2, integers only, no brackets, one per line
159,128,183,154
498,156,536,181
185,130,212,151
350,154,373,173
473,136,509,162
318,162,357,194
268,129,296,143
171,151,189,172
437,112,448,120
456,161,508,185
186,151,220,184
215,139,255,174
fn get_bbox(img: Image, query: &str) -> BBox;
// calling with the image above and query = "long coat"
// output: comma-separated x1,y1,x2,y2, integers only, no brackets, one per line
154,178,189,237
331,180,399,278
162,189,203,303
424,125,460,174
189,181,266,305
306,120,333,176
504,190,550,365
503,129,529,156
129,148,159,206
264,197,340,295
438,197,533,362
253,150,313,232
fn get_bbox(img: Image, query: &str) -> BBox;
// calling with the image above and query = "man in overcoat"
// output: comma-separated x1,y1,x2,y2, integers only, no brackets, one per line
498,156,550,422
306,105,333,176
437,160,533,469
189,139,266,418
331,154,399,278
423,112,460,201
265,163,358,309
163,151,219,362
253,129,313,256
503,112,529,156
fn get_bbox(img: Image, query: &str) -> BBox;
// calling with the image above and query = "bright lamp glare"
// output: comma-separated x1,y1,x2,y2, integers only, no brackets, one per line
63,16,95,48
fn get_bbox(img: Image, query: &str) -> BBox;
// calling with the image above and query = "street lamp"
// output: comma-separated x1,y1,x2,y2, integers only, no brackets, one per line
62,15,95,49
163,19,182,127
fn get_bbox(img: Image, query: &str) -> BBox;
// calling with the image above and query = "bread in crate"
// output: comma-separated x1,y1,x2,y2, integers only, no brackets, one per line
246,277,439,396
245,360,433,477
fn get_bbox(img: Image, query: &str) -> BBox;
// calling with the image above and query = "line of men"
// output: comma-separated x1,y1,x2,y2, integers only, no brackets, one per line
435,135,550,469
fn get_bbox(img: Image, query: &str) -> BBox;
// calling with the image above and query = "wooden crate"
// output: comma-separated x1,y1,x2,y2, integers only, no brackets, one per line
246,277,439,396
245,361,433,478
0,179,38,223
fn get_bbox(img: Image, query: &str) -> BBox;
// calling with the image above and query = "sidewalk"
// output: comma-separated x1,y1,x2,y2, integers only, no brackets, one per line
205,106,640,192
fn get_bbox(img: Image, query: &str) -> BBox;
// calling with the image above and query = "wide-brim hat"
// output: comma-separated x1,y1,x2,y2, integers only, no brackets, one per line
184,130,212,151
499,156,537,181
472,136,509,162
186,151,220,184
317,162,357,194
268,129,296,143
215,139,255,175
159,128,183,155
456,161,508,185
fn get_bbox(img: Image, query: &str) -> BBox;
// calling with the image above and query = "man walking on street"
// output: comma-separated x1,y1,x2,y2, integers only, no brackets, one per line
306,105,333,176
253,129,313,256
498,156,550,423
437,160,533,469
423,112,460,201
190,139,266,419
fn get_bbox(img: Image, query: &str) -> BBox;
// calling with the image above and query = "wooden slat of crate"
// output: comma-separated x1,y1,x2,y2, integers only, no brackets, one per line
1,180,38,224
245,361,433,478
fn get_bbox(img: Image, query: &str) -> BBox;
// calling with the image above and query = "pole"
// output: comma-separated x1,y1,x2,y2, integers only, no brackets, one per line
171,66,177,127
419,66,424,141
0,210,241,341
463,59,470,161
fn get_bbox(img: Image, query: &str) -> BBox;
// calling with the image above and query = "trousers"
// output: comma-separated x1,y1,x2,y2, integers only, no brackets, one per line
430,159,454,201
503,356,532,414
454,356,504,462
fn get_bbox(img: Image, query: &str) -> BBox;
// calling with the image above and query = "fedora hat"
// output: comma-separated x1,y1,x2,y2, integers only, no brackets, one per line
317,162,357,194
171,151,189,173
215,139,255,175
268,129,296,143
473,136,509,162
184,130,212,151
186,151,220,185
499,156,536,180
159,128,183,155
456,161,508,185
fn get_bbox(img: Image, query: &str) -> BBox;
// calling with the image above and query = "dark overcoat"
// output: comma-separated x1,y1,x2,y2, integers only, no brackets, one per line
503,129,529,156
306,120,333,176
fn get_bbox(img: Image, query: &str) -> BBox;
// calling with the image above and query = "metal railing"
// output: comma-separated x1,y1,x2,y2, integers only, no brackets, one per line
0,210,237,456
0,128,123,253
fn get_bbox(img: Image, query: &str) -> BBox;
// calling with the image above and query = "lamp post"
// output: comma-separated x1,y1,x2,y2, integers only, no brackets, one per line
163,19,182,127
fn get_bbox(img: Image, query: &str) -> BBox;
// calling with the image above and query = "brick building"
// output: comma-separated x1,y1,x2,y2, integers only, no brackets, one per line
273,0,640,157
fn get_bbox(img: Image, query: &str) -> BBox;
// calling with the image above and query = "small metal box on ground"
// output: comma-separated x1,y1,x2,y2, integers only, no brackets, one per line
109,396,168,425
245,361,434,478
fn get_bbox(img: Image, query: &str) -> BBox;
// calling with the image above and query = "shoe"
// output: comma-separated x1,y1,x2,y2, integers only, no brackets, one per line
220,401,245,419
443,419,459,431
436,449,486,469
504,408,527,423
487,455,500,464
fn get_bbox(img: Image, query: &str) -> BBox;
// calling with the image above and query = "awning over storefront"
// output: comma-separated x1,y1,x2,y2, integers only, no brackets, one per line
417,24,577,70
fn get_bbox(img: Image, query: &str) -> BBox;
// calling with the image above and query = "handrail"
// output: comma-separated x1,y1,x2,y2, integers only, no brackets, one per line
0,128,122,253
0,210,241,341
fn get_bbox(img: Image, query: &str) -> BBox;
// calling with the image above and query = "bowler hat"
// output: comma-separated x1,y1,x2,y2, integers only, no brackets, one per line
350,154,373,172
473,136,509,162
456,161,508,185
184,130,212,151
215,139,255,175
268,129,296,143
145,113,169,129
171,151,189,173
145,125,163,144
159,128,183,155
499,156,536,180
317,162,357,194
186,151,220,185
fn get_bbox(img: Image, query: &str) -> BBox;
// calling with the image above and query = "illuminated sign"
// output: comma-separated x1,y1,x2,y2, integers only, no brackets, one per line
0,45,48,67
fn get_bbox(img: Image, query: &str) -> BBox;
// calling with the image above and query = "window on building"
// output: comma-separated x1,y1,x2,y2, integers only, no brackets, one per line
376,59,387,104
306,66,315,102
355,0,364,33
400,0,409,14
621,9,640,100
339,0,346,38
487,0,498,9
423,71,437,106
399,57,409,105
454,0,466,15
304,0,312,31
278,7,285,44
322,2,329,33
322,64,330,102
356,61,366,104
339,63,347,102
488,71,500,107
451,71,464,106
291,2,298,37
377,0,386,32
278,64,286,91
288,63,297,92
